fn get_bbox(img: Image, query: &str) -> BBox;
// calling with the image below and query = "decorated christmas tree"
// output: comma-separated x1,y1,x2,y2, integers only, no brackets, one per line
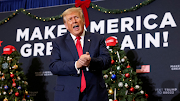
0,45,33,101
103,36,149,101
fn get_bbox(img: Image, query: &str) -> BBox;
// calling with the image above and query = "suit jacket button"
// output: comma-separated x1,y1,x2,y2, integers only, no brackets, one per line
77,86,80,89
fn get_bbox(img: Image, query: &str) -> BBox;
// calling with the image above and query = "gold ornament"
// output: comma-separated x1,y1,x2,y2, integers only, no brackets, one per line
22,98,26,101
3,97,8,101
108,88,114,94
12,64,18,69
25,90,28,95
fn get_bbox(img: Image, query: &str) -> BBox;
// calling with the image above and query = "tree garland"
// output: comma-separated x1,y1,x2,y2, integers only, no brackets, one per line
90,0,155,14
0,0,155,25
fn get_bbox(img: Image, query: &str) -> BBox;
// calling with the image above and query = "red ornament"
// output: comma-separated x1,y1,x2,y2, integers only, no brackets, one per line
130,87,135,92
125,73,130,78
15,92,19,97
111,60,115,64
12,82,16,87
126,65,131,68
145,93,149,98
10,74,14,78
12,78,16,87
114,100,118,101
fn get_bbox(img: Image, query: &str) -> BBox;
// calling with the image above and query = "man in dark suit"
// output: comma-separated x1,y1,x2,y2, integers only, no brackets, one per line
49,7,111,101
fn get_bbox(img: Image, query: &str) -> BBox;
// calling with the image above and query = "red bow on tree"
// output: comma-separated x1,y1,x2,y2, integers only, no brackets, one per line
75,0,91,28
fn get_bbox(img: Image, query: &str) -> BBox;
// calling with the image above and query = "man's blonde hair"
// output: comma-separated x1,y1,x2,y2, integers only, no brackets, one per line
62,7,85,23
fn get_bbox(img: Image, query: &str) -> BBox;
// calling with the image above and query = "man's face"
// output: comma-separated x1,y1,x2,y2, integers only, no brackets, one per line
64,12,85,36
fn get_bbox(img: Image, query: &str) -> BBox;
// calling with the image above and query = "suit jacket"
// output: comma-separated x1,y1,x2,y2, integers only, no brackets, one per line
49,31,111,101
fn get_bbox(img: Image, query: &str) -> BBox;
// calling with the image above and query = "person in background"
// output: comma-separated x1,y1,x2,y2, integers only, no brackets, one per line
49,7,111,101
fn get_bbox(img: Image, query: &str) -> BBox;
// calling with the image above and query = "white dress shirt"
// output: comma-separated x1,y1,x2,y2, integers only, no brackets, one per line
70,30,89,74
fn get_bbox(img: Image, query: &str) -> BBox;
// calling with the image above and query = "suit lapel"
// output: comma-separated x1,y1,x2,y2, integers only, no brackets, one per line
65,32,91,60
83,32,91,54
65,34,79,60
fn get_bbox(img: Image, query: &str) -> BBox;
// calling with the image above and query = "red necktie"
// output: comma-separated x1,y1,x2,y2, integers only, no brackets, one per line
76,36,86,92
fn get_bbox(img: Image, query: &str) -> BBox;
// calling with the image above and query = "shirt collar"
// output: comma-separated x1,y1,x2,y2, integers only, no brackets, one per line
70,30,85,41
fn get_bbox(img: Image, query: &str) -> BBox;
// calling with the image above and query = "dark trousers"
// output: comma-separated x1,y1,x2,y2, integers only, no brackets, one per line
79,89,87,101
